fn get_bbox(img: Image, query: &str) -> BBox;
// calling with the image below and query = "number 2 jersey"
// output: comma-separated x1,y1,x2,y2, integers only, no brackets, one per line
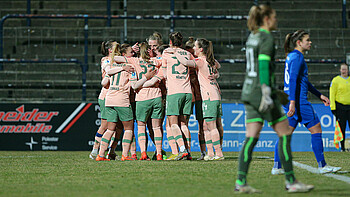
241,29,276,105
162,48,194,96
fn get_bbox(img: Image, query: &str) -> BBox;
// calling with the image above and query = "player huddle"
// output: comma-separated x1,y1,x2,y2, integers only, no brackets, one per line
87,3,344,194
90,31,224,162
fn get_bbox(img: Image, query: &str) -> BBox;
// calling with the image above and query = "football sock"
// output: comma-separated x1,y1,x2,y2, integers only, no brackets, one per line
311,133,327,167
179,145,186,152
166,127,178,155
236,137,258,186
211,128,223,157
122,130,133,157
172,124,185,148
130,135,136,155
181,124,191,152
93,132,103,151
278,135,296,184
98,129,114,157
153,126,163,155
273,139,282,168
204,129,214,156
137,125,147,153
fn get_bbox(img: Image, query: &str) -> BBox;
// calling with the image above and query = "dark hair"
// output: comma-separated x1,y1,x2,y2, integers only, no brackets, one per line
156,44,169,54
247,4,274,33
169,32,183,47
120,43,131,55
284,30,309,56
196,38,215,67
101,40,121,57
147,32,163,45
139,42,150,62
185,37,195,50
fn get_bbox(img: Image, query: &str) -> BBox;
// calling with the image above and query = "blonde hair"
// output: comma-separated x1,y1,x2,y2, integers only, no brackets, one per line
247,4,274,33
139,42,150,62
147,32,163,45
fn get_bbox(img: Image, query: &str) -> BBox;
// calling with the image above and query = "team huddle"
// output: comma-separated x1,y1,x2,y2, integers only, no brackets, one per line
89,31,224,162
88,3,343,194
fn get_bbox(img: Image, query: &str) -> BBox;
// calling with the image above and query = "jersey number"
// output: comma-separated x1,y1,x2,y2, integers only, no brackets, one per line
172,57,188,75
284,63,290,84
139,64,156,79
111,72,121,86
246,48,257,77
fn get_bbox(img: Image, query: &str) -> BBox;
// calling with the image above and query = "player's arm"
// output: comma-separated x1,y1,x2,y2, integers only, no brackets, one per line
161,54,167,79
174,51,196,67
307,76,330,106
130,68,156,90
101,75,110,88
257,36,274,112
143,68,164,87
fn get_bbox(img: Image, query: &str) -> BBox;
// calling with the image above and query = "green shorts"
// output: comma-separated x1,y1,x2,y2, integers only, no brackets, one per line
136,97,164,122
244,99,287,126
105,105,133,122
98,99,108,120
193,100,204,120
166,93,192,116
203,100,222,122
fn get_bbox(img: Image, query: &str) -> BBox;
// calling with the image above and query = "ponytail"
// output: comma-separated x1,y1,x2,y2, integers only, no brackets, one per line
139,42,150,62
284,30,309,56
101,40,117,56
247,4,274,33
169,32,183,47
196,38,215,67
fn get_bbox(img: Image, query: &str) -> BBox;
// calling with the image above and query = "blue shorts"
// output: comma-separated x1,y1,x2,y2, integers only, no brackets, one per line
283,102,320,129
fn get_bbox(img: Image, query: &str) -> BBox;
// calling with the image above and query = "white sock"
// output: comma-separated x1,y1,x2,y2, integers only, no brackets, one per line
91,149,98,155
179,145,186,152
201,151,206,156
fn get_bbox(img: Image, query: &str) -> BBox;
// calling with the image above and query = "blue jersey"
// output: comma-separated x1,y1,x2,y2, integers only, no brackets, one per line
283,50,321,105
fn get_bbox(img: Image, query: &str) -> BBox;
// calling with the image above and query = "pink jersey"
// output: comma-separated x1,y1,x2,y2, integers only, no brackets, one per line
195,57,221,101
162,48,193,95
105,63,136,107
126,57,162,101
98,56,109,100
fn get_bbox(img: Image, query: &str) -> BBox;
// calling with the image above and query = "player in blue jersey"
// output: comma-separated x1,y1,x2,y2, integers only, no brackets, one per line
271,30,342,174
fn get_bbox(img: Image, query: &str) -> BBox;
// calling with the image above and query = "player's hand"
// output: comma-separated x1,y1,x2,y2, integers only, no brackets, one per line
132,42,140,53
320,95,330,106
258,84,274,113
148,48,155,57
145,68,157,80
122,64,134,73
287,101,295,117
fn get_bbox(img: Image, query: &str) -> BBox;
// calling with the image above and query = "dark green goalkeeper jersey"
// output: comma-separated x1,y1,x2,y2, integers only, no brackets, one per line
241,28,276,106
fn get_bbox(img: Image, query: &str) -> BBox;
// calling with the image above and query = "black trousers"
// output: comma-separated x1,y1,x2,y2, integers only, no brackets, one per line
335,102,350,151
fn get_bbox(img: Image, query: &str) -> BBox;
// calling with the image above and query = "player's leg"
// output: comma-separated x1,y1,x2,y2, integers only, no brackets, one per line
152,118,163,160
308,122,341,173
97,121,116,161
118,105,135,161
165,118,179,160
205,119,224,160
336,108,347,151
107,121,123,160
90,118,107,159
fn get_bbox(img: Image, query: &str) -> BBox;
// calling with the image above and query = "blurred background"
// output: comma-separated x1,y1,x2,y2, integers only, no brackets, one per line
0,0,349,103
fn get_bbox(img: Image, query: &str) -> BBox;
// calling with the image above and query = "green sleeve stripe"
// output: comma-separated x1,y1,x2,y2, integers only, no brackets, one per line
124,56,128,63
155,76,161,80
259,59,270,86
258,54,271,61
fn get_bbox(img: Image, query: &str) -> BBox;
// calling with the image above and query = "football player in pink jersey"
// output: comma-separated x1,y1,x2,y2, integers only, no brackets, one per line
185,37,213,160
113,42,163,160
90,40,121,160
96,43,136,161
161,32,194,160
174,38,224,160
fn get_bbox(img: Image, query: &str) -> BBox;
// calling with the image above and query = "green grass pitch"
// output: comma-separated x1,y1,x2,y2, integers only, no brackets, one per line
0,151,349,197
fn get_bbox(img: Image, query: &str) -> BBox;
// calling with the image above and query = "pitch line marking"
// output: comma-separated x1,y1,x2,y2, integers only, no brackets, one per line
257,156,350,185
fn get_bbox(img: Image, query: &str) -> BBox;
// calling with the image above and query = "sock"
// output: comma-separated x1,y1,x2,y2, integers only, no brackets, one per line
201,151,206,156
236,137,258,186
181,124,191,151
98,129,114,157
130,135,136,155
179,145,186,152
204,129,214,156
211,128,223,157
138,125,147,153
153,126,163,155
122,130,133,157
273,140,281,168
172,124,185,148
198,130,206,153
167,127,178,155
93,132,103,150
108,132,116,149
311,133,327,167
279,135,296,184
